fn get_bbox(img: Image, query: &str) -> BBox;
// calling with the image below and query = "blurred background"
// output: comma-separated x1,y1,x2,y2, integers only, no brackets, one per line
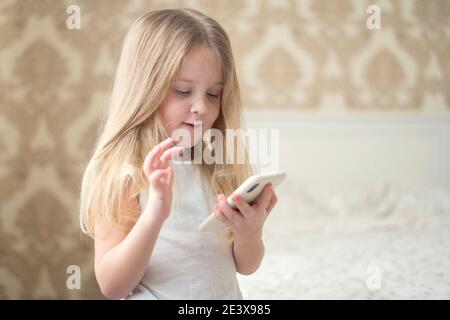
0,0,449,299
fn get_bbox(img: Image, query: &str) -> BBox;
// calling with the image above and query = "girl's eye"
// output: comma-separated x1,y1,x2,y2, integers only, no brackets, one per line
208,93,219,99
174,89,220,99
175,90,190,96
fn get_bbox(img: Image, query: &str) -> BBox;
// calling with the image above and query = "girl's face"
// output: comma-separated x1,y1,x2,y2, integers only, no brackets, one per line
159,45,223,148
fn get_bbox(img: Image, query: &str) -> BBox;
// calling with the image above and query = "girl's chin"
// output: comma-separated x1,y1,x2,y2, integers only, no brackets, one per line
175,139,194,148
178,137,203,148
170,125,203,148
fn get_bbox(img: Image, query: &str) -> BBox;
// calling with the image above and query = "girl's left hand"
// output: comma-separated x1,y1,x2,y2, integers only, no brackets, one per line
212,183,278,243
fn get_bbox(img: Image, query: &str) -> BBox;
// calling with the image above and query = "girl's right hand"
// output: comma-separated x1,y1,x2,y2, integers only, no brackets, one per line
142,137,184,222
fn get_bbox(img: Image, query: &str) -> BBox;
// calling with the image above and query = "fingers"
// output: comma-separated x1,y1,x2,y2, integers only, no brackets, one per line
149,166,172,187
166,166,174,187
213,204,231,225
159,146,184,168
143,138,177,175
230,193,252,216
266,193,278,216
255,183,274,212
217,194,244,225
151,138,177,163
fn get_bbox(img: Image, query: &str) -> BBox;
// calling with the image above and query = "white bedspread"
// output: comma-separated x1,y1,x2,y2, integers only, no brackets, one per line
237,182,450,299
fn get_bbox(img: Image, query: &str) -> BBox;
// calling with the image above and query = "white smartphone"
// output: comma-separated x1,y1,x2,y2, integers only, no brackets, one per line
198,171,287,232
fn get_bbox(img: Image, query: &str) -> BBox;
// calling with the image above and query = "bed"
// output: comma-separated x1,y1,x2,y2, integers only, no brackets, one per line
238,111,450,299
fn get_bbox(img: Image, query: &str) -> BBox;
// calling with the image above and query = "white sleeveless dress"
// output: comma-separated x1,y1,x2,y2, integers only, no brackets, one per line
122,160,243,300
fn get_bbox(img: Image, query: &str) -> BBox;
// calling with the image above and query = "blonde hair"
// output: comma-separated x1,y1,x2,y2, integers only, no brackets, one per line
79,8,252,238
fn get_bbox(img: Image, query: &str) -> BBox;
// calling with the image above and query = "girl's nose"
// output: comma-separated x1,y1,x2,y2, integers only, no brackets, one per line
190,97,208,115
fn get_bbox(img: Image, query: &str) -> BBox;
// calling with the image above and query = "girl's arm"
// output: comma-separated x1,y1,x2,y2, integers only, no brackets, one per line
94,137,183,299
232,236,265,275
94,189,166,300
213,184,278,276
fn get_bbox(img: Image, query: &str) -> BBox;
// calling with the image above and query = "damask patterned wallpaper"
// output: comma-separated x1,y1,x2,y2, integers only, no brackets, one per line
0,0,449,299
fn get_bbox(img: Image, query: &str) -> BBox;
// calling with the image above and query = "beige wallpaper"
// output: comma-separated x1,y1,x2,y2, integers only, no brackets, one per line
0,0,449,299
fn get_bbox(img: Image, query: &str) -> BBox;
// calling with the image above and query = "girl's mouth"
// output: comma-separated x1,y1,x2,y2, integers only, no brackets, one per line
181,122,196,129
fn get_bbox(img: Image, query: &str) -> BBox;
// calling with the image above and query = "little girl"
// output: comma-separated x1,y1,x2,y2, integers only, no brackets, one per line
79,8,278,300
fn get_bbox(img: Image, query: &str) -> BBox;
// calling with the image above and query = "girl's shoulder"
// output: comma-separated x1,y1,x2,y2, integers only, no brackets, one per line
121,162,139,180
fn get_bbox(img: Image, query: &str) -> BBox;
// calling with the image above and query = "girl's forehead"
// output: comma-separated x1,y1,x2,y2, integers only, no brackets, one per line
174,77,223,86
174,47,223,82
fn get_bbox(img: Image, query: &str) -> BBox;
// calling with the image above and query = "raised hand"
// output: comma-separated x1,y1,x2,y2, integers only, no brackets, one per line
142,137,184,221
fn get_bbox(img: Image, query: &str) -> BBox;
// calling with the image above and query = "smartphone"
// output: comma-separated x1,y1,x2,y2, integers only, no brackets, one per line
198,171,287,231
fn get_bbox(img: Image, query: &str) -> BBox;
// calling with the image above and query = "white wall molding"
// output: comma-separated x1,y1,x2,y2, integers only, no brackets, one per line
243,110,450,190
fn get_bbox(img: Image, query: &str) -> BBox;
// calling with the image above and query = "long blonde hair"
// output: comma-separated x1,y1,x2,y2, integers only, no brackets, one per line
79,8,252,238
